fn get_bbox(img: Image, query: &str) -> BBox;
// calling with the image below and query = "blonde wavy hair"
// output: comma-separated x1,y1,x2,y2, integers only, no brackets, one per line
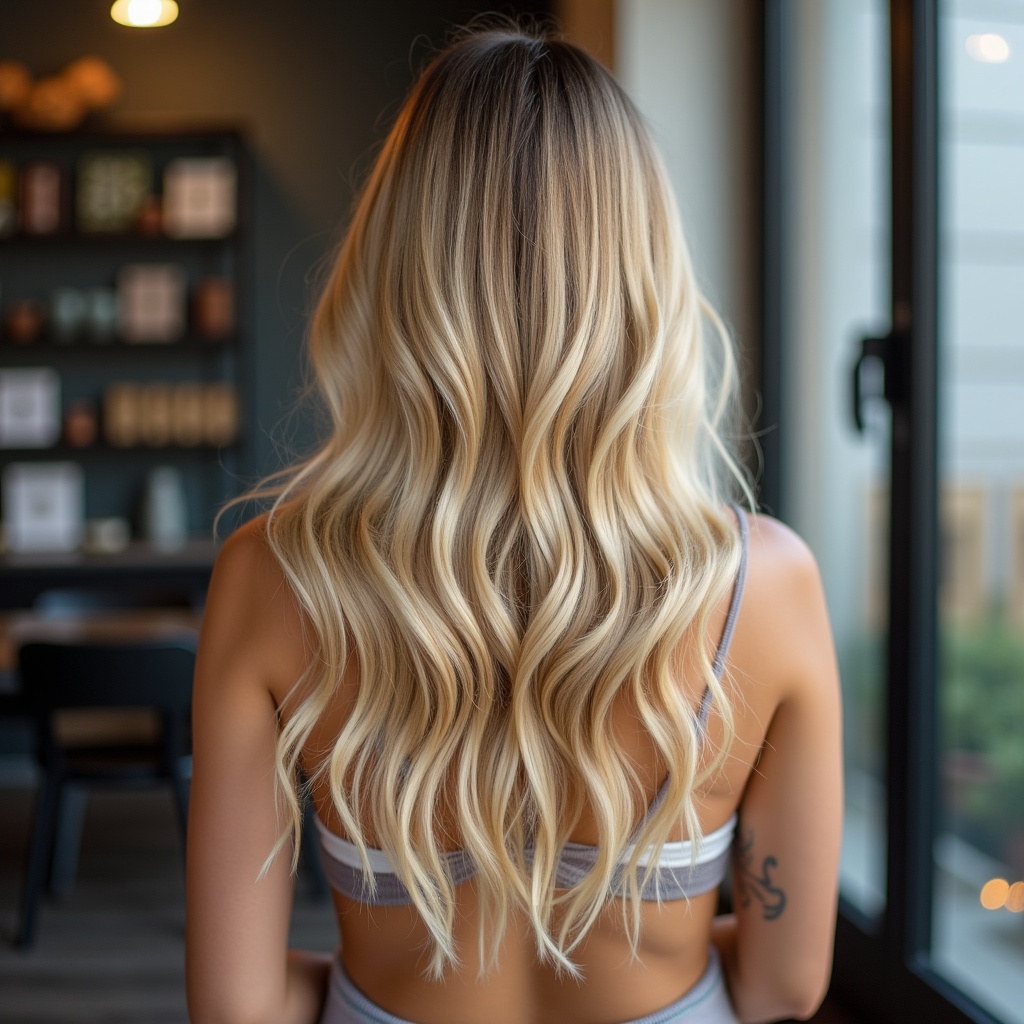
239,24,752,978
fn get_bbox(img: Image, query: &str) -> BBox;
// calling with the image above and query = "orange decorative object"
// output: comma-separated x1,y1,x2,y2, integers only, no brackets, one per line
5,301,46,344
0,61,32,111
136,195,163,237
193,277,235,339
15,77,86,132
64,400,99,448
5,57,123,132
62,57,123,110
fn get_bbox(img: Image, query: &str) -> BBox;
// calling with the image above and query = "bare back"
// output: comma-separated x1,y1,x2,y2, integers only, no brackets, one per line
231,510,842,1024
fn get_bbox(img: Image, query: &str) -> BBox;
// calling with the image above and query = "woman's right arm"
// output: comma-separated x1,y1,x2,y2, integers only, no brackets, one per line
712,517,844,1022
186,521,331,1024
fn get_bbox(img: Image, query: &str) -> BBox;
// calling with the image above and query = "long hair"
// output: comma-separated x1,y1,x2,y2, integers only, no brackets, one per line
242,24,752,977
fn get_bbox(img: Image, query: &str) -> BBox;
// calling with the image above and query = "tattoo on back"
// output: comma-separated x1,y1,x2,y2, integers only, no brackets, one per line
734,827,787,921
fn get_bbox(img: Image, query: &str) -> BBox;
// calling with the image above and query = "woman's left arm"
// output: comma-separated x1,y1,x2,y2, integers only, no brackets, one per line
186,520,332,1024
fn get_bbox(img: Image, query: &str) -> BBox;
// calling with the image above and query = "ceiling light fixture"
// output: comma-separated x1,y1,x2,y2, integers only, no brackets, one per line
110,0,179,28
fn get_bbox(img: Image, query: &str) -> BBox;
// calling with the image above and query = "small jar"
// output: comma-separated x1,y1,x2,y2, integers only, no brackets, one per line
64,399,98,447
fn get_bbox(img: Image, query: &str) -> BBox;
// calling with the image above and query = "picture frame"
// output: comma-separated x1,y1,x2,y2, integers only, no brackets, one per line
2,461,84,553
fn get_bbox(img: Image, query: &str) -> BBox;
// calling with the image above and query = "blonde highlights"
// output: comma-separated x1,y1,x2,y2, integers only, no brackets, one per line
245,26,752,977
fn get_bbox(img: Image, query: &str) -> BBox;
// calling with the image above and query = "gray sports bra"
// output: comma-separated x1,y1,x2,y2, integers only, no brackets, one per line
314,506,749,905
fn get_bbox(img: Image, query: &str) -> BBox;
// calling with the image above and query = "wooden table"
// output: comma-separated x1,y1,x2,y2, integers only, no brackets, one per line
0,609,204,681
0,540,218,610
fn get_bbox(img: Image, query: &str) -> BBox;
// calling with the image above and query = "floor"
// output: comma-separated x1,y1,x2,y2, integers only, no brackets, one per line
0,778,861,1024
0,779,337,1024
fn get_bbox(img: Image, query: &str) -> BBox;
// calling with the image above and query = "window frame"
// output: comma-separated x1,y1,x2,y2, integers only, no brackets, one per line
759,1,1004,1021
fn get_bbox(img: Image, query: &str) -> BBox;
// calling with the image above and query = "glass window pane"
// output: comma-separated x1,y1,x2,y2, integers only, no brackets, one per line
785,0,890,921
932,3,1024,1022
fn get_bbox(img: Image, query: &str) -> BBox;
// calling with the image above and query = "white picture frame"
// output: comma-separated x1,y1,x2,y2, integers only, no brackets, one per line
162,157,237,239
117,263,186,343
2,461,84,553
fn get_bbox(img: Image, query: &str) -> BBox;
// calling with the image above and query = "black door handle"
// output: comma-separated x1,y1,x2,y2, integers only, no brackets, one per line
852,330,907,432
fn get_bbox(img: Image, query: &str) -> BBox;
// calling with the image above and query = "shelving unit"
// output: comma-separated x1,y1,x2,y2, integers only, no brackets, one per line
0,126,250,607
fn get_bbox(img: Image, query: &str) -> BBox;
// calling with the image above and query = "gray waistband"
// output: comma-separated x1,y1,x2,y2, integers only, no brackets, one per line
319,948,739,1024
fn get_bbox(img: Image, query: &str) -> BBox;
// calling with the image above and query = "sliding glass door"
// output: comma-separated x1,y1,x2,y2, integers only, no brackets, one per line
764,0,1023,1020
932,3,1024,1022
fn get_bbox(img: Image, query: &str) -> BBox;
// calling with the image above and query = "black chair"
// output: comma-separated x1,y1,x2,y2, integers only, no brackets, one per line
15,641,196,949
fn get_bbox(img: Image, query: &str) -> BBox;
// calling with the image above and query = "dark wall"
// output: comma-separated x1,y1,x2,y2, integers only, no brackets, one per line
0,0,551,495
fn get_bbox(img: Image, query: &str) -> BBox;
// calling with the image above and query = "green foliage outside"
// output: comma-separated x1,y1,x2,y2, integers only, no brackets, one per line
840,618,1024,869
942,616,1024,867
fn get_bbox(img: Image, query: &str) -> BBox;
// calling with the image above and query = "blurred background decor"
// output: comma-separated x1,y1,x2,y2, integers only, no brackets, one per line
0,57,122,133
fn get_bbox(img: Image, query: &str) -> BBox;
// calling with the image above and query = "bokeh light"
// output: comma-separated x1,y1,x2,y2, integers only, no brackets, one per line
979,878,1009,910
1006,882,1024,914
965,33,1011,63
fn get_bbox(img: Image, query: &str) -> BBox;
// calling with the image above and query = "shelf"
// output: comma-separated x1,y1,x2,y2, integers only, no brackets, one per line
0,125,249,601
0,230,238,247
0,442,236,459
0,538,219,572
0,335,236,357
0,122,247,145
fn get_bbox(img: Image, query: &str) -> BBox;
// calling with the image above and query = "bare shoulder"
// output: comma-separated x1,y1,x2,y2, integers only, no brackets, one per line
743,511,824,608
207,514,289,629
211,511,274,581
199,513,310,697
737,511,836,700
744,511,818,576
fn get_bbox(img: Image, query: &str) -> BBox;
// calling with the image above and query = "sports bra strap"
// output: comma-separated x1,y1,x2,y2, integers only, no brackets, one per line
648,505,750,820
697,504,749,728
